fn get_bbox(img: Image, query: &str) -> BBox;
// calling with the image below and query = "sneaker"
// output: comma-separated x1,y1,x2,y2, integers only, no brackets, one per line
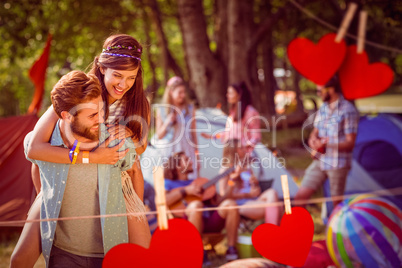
225,246,239,261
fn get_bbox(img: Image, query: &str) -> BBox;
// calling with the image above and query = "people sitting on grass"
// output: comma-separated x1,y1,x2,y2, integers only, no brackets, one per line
218,139,281,226
163,152,240,263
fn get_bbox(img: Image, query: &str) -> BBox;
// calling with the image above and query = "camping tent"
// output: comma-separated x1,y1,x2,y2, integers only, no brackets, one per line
0,114,37,225
141,108,298,198
323,114,402,218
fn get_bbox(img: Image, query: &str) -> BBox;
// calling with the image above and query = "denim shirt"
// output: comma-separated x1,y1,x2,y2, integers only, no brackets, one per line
24,121,136,267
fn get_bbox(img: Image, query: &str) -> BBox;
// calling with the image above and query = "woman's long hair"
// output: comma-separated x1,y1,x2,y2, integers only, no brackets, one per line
162,76,190,116
164,152,185,181
229,81,252,122
88,34,150,142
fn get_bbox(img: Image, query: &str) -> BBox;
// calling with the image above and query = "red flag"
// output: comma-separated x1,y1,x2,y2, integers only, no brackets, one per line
27,34,52,114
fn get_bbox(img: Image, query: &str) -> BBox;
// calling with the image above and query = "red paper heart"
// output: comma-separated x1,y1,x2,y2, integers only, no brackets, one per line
338,45,394,100
288,33,346,85
103,218,203,268
252,207,314,267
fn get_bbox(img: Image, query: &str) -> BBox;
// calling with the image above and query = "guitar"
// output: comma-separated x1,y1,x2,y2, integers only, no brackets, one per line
168,166,235,214
310,137,327,159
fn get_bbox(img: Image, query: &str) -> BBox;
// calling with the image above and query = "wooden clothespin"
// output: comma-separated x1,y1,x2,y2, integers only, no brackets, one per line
281,175,292,215
335,2,358,43
153,166,168,230
357,11,368,54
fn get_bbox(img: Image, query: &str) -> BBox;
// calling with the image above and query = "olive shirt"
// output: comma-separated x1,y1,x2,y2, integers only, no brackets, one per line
24,121,136,267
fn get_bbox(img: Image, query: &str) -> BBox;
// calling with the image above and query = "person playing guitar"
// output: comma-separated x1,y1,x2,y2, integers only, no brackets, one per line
164,152,240,262
218,139,281,224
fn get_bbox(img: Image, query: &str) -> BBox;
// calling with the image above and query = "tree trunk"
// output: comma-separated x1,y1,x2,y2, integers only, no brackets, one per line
262,31,276,117
293,70,306,115
147,0,183,83
214,0,229,71
177,0,226,107
227,0,254,84
141,4,158,103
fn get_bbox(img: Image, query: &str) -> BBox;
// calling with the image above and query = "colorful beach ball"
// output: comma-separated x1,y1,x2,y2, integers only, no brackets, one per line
326,194,402,268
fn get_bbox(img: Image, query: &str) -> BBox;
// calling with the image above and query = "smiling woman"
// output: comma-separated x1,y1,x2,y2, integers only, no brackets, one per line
101,68,139,104
10,34,152,268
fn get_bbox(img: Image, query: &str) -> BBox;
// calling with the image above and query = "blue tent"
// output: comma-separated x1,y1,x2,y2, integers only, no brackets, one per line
323,114,402,219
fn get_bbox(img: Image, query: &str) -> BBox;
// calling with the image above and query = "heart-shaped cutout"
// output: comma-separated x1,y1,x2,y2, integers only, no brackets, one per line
338,45,394,100
288,33,346,85
103,218,203,268
252,207,314,267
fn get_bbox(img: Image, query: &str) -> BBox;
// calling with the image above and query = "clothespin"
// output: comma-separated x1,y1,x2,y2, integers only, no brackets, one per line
335,2,358,43
153,166,168,230
357,10,368,54
281,175,292,215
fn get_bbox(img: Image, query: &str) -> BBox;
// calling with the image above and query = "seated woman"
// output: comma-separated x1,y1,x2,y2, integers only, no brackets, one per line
219,139,281,225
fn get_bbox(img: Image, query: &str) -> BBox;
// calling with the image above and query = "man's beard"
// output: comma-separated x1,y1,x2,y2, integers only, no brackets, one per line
323,93,331,102
71,118,99,141
183,165,194,174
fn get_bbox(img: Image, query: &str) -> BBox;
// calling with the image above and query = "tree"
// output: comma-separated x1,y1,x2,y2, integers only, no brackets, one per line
1,0,401,120
177,0,227,107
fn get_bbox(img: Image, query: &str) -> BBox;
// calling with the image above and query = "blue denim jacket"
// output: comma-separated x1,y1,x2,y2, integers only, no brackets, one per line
24,121,136,267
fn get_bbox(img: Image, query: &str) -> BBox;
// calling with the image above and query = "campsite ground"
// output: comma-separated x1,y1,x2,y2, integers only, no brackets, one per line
0,127,323,268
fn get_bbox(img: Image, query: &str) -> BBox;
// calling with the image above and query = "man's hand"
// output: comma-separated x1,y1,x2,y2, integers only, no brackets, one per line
185,183,203,197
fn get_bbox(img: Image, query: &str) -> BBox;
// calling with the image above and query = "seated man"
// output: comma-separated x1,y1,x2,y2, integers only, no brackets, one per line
218,139,281,226
164,152,240,262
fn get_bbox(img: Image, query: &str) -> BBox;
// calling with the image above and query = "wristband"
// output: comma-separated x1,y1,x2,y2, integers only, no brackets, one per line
180,188,187,198
71,141,81,164
82,151,89,164
69,140,78,162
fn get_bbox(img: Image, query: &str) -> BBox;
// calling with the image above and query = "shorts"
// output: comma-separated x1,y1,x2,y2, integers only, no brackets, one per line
183,209,226,233
202,210,226,233
301,160,349,198
49,246,103,268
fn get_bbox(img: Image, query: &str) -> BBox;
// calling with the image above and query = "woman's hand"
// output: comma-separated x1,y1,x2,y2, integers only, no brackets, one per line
107,124,133,139
229,165,242,180
167,111,177,126
201,133,212,139
250,175,259,186
90,136,130,164
248,185,261,198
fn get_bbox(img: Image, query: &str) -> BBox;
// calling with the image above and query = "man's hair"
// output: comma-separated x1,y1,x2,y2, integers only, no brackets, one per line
325,75,341,93
164,152,185,180
51,71,101,118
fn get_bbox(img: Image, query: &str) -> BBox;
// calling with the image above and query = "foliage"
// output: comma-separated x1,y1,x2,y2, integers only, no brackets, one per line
1,0,401,117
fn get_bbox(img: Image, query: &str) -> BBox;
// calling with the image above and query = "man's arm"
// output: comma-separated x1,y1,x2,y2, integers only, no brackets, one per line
308,128,321,150
326,109,359,153
165,189,186,207
327,133,357,153
165,184,202,207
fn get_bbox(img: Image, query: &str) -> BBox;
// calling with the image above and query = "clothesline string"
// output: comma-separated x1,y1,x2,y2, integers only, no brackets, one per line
289,0,402,54
0,186,401,226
